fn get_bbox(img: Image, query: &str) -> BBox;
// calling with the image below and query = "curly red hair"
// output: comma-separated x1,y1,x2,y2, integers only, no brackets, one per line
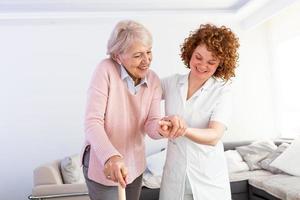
181,24,240,80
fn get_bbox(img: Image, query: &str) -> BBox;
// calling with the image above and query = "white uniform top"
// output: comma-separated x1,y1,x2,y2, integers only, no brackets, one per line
159,74,232,200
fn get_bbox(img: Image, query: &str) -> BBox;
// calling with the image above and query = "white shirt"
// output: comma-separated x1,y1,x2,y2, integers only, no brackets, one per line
120,64,147,95
159,73,232,200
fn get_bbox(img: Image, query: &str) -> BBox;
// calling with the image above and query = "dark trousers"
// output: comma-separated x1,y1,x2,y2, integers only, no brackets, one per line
82,147,143,200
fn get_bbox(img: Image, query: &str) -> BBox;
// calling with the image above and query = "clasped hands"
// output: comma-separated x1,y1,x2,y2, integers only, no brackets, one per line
158,115,187,139
103,115,187,187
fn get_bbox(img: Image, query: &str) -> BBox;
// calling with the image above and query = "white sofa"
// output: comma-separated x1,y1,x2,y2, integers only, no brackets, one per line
29,159,89,200
29,140,300,200
28,157,156,200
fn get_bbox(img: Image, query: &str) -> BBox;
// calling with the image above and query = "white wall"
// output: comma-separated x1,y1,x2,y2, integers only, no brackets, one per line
0,13,277,199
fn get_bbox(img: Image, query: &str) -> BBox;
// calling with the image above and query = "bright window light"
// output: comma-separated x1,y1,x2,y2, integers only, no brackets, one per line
275,35,300,138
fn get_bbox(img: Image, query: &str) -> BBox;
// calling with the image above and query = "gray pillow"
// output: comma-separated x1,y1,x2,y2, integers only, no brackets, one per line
60,154,85,184
259,143,290,173
236,140,277,170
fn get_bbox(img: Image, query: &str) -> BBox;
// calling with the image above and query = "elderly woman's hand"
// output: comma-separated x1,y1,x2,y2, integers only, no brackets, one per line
103,155,128,188
158,120,172,138
159,115,187,139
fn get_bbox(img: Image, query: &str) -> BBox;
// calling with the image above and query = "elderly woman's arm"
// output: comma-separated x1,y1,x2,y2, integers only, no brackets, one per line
84,63,122,166
144,82,164,139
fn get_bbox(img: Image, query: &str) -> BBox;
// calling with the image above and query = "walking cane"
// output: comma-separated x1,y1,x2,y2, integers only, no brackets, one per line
118,183,126,200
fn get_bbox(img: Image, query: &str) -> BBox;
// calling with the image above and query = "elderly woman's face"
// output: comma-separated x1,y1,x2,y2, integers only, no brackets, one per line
118,41,152,81
189,44,220,81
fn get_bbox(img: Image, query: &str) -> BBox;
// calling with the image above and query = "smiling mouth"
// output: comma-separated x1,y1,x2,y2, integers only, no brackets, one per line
138,66,149,70
196,67,207,73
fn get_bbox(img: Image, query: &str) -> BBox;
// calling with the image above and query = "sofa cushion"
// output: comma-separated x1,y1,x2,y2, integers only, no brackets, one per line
236,140,277,170
223,141,253,151
225,150,249,173
259,143,290,174
229,170,272,182
249,174,300,200
60,154,85,184
142,169,162,189
146,149,166,176
270,137,300,176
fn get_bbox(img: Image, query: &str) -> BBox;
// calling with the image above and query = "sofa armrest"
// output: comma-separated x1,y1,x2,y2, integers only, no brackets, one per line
223,141,253,151
34,160,63,186
32,183,88,197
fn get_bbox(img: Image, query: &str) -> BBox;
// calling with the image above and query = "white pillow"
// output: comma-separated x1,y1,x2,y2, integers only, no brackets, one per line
146,149,167,176
145,135,168,156
60,154,85,184
270,137,300,176
236,140,277,170
259,143,290,174
225,150,250,173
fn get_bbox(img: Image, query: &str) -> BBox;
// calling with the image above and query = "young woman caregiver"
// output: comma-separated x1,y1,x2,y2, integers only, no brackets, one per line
158,24,240,200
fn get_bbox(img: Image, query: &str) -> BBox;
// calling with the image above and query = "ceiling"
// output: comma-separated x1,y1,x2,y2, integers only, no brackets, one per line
0,0,267,13
0,0,298,29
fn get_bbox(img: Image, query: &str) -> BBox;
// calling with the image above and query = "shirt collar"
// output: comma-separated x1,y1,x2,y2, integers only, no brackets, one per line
201,77,215,91
178,73,189,85
120,64,148,86
178,73,215,91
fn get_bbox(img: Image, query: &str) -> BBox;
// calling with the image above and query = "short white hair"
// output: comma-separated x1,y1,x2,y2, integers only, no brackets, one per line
107,20,152,58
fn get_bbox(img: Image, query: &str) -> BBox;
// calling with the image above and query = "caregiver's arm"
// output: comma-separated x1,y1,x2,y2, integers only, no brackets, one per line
184,121,225,146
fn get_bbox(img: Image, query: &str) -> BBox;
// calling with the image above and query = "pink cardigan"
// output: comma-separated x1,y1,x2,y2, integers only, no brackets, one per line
82,58,162,186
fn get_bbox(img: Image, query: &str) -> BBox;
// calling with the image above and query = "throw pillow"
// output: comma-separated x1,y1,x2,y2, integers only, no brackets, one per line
60,154,85,184
146,149,166,176
224,150,250,173
270,137,300,176
259,143,290,174
236,140,277,170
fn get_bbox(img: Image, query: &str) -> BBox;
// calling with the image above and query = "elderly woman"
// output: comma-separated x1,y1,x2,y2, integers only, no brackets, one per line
81,20,163,200
158,24,240,200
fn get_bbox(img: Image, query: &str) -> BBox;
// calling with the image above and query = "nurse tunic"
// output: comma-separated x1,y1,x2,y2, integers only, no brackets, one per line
159,74,232,200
